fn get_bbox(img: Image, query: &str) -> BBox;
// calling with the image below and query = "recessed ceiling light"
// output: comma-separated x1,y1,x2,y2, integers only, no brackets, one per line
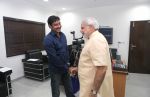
43,0,48,2
62,8,66,10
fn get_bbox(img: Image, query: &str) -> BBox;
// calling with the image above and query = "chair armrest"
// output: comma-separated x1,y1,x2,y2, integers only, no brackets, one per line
23,59,43,64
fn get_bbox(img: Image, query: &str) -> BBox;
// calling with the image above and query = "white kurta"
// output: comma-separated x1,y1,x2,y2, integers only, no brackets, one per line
78,31,114,97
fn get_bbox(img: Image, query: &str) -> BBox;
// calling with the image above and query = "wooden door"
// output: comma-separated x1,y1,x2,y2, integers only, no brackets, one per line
128,20,150,74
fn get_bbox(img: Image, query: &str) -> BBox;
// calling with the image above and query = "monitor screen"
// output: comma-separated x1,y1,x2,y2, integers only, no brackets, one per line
99,27,113,44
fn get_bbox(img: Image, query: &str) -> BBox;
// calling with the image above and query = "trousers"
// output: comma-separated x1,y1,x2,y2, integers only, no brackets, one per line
50,71,75,97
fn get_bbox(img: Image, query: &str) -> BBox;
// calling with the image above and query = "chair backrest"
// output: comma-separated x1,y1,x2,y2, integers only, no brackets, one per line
109,48,117,60
25,49,42,59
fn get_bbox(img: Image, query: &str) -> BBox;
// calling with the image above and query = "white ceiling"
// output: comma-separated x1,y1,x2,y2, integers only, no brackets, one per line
12,0,150,12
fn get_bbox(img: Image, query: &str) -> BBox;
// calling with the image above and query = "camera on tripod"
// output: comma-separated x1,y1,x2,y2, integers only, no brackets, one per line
69,31,84,67
70,31,84,49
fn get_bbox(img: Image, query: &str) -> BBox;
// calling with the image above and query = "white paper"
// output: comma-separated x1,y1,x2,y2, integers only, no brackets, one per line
27,58,39,61
0,67,12,73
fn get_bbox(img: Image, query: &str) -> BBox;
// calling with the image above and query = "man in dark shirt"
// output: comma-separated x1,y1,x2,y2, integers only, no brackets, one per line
43,15,75,97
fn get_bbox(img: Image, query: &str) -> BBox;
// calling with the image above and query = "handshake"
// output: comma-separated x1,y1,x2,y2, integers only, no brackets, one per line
69,67,78,76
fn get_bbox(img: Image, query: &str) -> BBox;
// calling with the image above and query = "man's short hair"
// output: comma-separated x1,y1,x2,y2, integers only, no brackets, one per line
47,15,60,26
83,17,99,30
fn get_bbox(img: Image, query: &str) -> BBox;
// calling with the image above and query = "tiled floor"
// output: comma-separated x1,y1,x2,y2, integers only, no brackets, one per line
125,73,150,97
10,73,150,97
11,78,53,97
11,77,78,97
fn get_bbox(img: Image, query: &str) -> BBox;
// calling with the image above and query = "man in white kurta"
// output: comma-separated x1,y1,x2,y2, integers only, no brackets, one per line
78,17,114,97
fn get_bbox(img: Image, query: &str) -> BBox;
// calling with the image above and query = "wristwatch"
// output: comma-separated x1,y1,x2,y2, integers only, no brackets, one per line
91,89,97,95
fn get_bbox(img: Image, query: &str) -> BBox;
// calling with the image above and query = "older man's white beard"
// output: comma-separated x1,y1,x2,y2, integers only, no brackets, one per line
83,33,89,39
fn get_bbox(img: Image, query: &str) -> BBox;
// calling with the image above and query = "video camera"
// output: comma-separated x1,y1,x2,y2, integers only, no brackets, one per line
70,31,84,49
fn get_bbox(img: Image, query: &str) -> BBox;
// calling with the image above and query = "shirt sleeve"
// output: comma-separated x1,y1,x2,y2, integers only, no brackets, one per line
66,45,71,66
64,35,70,66
88,37,109,66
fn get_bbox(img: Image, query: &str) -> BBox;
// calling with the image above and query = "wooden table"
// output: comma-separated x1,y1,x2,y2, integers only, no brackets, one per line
113,70,128,97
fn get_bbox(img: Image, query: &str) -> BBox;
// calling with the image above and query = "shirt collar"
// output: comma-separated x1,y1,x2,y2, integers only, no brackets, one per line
50,31,62,37
89,30,99,39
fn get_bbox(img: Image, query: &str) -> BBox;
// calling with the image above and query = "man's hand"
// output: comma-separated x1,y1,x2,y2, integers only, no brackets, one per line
69,67,78,76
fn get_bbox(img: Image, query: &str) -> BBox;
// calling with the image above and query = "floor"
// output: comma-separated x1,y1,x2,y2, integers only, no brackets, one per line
10,77,78,97
125,73,150,97
10,78,66,97
9,73,150,97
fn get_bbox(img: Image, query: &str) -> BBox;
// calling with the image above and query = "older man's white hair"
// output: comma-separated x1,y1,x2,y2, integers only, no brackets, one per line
83,17,99,30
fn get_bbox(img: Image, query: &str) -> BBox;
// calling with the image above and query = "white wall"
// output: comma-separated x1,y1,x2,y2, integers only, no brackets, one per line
0,0,57,80
59,3,150,64
1,0,150,80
